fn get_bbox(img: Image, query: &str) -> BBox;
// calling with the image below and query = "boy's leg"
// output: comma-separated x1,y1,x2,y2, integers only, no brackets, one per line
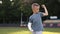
32,31,36,34
36,31,42,34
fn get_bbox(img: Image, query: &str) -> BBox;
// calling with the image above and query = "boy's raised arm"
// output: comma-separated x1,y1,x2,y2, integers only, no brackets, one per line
41,4,48,16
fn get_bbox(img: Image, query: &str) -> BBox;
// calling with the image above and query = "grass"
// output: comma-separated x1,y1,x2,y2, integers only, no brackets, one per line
0,27,60,34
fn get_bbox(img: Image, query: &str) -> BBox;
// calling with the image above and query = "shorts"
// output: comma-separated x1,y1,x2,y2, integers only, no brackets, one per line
32,31,42,34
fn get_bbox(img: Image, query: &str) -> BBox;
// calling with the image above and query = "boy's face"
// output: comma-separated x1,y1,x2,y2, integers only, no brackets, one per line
32,5,40,13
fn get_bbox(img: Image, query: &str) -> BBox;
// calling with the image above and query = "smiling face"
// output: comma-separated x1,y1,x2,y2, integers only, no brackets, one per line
32,3,40,13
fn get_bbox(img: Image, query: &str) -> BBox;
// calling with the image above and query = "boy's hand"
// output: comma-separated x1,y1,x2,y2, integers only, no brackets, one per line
41,4,46,8
30,29,34,32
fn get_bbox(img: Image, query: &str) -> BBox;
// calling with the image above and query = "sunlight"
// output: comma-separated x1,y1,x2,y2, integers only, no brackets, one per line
10,0,13,1
43,31,60,34
8,31,31,34
8,31,60,34
0,1,2,4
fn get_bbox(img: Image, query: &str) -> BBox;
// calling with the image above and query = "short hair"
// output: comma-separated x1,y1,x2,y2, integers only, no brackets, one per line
32,3,40,8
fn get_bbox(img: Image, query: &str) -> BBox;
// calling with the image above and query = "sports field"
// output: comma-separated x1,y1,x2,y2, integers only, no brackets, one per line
0,27,60,34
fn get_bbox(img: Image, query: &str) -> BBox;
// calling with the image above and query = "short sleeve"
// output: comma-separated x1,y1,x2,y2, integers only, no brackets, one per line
39,12,43,17
29,17,33,23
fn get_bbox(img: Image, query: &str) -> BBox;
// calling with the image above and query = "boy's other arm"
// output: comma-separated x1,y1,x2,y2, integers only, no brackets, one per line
41,4,48,16
28,22,33,32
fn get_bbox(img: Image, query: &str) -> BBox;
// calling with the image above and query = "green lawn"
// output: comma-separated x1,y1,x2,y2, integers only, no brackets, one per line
0,27,60,34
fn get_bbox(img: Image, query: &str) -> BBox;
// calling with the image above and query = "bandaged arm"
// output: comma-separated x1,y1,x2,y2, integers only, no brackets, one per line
28,22,33,32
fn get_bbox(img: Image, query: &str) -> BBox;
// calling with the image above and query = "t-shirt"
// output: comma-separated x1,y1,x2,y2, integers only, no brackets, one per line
29,12,43,31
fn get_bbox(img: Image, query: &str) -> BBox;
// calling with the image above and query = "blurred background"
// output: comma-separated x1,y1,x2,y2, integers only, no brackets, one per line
0,0,60,34
0,0,60,27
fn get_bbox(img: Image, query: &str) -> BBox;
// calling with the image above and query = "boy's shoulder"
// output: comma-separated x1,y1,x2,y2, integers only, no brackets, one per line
29,14,34,19
29,15,33,18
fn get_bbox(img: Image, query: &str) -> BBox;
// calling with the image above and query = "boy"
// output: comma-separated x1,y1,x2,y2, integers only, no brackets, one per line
28,3,48,34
